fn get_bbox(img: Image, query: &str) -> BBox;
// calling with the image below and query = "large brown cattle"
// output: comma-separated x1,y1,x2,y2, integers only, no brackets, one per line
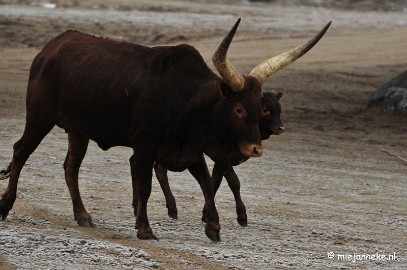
0,19,331,242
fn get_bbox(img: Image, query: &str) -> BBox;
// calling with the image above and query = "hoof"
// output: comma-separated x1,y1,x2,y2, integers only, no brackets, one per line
1,209,10,221
136,224,158,240
75,213,95,227
77,218,95,228
205,224,221,243
137,232,159,240
237,215,248,227
168,209,178,220
0,198,13,220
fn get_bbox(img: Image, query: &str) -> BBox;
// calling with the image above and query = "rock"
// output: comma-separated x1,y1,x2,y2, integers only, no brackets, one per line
368,71,407,113
381,87,407,112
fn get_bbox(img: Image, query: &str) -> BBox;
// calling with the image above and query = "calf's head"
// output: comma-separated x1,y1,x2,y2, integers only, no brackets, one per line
211,18,331,157
259,91,286,139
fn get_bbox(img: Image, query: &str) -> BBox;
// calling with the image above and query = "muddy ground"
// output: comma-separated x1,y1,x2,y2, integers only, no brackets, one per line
0,1,407,269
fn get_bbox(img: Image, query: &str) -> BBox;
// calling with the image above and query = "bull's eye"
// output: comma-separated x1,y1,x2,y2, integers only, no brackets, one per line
262,107,270,116
234,103,247,118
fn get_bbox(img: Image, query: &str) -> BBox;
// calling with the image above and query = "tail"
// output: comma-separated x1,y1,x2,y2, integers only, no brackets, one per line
0,162,11,180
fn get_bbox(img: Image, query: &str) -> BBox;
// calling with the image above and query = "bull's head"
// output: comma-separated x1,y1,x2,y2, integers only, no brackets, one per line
212,18,331,157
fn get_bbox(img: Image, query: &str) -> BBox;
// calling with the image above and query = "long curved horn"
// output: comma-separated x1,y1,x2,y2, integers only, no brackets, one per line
212,18,245,91
250,21,332,86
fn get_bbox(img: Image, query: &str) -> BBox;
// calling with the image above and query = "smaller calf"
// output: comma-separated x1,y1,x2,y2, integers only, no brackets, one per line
148,91,285,226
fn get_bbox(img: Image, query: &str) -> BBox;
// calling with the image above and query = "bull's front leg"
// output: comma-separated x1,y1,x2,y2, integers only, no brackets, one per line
200,162,223,223
130,150,157,240
188,155,220,242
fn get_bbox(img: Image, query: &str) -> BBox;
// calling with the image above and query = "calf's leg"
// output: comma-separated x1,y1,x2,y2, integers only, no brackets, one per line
222,165,247,226
154,163,178,219
132,161,178,220
64,131,93,227
202,163,247,226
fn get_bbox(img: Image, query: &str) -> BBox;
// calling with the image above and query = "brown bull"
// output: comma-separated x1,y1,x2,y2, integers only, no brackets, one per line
0,19,331,242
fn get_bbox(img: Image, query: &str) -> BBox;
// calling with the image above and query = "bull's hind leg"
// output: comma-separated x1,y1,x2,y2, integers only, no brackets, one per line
64,131,93,227
0,120,54,220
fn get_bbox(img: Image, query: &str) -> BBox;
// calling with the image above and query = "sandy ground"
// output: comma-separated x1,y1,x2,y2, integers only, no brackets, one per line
1,1,407,269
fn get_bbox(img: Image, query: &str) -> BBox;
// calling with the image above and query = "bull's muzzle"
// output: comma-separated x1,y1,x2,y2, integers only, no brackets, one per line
253,145,263,157
272,125,286,135
240,143,263,158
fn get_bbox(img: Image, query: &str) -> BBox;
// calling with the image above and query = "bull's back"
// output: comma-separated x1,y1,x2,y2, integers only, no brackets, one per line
27,31,151,147
26,30,218,149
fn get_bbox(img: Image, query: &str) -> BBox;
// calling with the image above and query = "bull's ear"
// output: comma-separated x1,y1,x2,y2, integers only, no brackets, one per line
221,82,232,98
276,92,283,100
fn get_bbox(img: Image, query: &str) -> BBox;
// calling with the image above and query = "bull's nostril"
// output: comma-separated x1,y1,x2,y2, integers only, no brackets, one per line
279,126,286,133
253,146,263,157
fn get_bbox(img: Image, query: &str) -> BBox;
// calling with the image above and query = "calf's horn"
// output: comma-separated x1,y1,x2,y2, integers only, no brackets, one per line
212,18,245,91
250,21,332,86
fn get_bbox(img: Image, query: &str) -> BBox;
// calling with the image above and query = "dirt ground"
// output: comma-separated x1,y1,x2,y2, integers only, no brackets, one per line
1,1,406,269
